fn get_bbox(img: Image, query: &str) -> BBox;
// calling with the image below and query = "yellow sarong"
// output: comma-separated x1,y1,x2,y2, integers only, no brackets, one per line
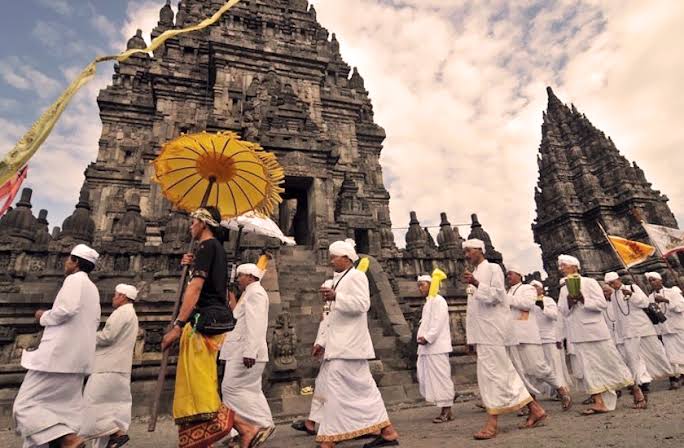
173,324,225,424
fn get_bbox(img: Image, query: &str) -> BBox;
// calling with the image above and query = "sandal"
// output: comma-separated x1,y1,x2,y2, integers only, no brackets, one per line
362,435,400,447
291,419,316,436
106,435,130,448
473,428,497,440
561,393,573,411
581,396,594,405
248,426,276,448
432,413,454,424
518,413,547,429
580,408,609,416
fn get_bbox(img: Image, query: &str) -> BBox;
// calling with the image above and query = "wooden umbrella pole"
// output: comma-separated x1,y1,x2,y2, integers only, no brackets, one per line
148,178,215,432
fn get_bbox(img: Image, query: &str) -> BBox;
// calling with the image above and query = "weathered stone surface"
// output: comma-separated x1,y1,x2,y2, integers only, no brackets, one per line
533,87,680,291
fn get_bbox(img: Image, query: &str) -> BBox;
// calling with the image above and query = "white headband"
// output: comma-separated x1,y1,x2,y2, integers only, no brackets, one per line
115,284,138,301
329,240,359,262
645,272,662,281
71,244,99,264
462,239,485,254
604,272,619,283
237,263,264,280
558,254,580,268
417,275,432,283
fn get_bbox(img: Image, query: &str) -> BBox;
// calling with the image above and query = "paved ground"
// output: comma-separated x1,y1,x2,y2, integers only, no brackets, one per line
3,382,684,448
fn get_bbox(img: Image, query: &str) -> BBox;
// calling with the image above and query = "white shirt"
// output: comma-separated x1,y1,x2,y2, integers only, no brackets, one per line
318,268,375,360
558,276,611,343
533,296,560,344
610,285,657,339
93,303,139,374
508,283,542,345
21,271,101,374
465,260,511,346
417,295,453,355
649,287,684,335
220,281,269,362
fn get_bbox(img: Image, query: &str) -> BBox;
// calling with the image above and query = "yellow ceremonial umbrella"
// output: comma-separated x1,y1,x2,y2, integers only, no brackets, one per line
152,131,284,217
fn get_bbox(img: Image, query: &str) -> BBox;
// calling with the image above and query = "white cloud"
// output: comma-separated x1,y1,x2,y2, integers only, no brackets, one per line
309,0,684,274
36,0,72,16
0,57,62,99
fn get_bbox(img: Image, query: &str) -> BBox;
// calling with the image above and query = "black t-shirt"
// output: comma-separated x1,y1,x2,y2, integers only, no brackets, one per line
190,238,227,308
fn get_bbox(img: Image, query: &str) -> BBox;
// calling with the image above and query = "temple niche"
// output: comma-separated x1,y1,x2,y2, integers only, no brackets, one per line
0,0,503,421
533,87,681,291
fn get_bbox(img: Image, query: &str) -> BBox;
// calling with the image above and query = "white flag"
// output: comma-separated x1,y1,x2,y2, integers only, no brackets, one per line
642,223,684,257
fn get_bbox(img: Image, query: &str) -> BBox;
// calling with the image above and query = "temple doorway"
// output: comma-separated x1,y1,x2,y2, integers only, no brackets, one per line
279,176,314,246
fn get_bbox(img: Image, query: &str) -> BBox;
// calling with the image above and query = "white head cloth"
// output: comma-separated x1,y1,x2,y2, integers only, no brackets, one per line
604,272,620,283
329,240,359,262
672,286,682,294
558,254,580,268
507,266,524,275
71,244,99,264
530,280,543,289
115,284,138,301
237,263,264,280
462,239,486,254
645,272,662,281
417,275,432,283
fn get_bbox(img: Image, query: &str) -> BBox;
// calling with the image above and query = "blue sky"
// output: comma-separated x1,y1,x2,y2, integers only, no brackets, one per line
1,0,683,274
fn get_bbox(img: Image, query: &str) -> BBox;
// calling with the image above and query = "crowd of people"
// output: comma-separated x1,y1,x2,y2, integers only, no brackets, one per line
10,205,684,447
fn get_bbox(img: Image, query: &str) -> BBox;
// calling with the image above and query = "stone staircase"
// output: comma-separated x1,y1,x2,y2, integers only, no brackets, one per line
267,245,420,417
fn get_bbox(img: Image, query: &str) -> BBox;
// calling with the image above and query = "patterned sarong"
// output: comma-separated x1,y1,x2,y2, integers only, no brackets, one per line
173,324,231,447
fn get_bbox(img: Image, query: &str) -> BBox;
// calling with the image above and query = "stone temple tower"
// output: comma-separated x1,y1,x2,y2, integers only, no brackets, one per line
532,87,678,288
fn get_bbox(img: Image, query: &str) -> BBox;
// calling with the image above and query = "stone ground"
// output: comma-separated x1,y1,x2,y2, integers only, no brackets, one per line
2,382,683,448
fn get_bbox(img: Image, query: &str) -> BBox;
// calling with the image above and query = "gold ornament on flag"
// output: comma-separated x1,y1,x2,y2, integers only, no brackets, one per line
607,235,656,268
152,131,283,218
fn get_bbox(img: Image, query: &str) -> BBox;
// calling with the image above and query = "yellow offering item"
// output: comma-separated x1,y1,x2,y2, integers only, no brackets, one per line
357,257,370,273
428,268,447,298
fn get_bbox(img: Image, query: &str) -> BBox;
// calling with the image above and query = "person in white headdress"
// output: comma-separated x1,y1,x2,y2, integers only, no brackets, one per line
605,272,673,401
314,240,399,448
82,284,140,448
557,255,641,415
220,263,275,446
529,280,574,399
506,268,572,410
645,272,684,388
416,274,455,423
290,279,333,436
462,239,546,440
13,244,101,448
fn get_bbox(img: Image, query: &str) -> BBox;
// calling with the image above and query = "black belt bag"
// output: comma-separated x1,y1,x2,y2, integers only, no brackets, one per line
194,304,237,335
644,302,667,325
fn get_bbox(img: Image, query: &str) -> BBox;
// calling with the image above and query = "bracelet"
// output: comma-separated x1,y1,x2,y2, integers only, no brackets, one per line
173,319,186,329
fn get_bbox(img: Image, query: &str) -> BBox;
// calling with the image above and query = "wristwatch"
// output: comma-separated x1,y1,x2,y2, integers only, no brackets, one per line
173,319,186,329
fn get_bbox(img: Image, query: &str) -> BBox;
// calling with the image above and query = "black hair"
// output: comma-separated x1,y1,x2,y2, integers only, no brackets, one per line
204,206,228,243
70,255,95,273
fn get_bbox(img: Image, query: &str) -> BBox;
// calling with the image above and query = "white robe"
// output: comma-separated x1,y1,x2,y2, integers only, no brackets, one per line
534,296,573,394
13,272,100,448
416,295,454,407
610,286,672,383
316,268,390,442
220,281,272,428
308,312,329,424
82,303,139,445
559,277,633,407
508,284,561,394
466,260,531,415
650,287,684,374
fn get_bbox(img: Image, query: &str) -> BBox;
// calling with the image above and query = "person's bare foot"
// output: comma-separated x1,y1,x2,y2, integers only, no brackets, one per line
59,433,85,448
380,424,399,441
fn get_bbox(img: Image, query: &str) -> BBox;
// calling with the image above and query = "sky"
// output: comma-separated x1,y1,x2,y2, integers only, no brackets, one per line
1,0,683,275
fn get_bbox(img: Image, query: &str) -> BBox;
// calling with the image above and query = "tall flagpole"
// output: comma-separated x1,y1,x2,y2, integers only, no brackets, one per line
631,208,684,291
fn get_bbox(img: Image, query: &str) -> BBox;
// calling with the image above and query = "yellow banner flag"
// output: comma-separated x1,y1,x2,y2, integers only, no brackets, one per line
0,0,242,186
608,235,656,268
